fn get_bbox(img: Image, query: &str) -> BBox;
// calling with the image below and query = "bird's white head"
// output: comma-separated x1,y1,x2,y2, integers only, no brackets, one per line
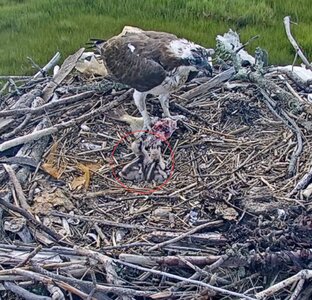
169,39,213,76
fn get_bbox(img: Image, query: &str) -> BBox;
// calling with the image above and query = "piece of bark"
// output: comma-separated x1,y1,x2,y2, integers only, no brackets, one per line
182,67,236,100
283,16,312,71
42,48,85,101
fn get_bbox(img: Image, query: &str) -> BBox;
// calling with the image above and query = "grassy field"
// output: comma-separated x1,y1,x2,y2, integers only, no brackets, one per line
0,0,311,75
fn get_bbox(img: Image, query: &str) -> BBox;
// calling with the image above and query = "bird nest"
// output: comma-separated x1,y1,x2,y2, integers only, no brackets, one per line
0,48,312,300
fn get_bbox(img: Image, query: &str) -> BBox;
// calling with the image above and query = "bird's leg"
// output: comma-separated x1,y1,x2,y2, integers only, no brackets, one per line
158,94,187,121
133,90,151,131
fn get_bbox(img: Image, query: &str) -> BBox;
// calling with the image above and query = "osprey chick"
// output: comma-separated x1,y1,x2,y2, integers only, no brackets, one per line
91,26,214,129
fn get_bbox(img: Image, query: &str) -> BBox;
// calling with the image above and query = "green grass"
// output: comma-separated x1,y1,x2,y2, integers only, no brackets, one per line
0,0,311,75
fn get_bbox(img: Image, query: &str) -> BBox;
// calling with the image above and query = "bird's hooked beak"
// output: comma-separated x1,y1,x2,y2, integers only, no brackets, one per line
197,60,213,77
202,62,213,77
201,48,214,76
190,48,214,77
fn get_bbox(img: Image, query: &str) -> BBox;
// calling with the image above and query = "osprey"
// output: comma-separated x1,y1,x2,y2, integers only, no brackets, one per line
91,26,214,130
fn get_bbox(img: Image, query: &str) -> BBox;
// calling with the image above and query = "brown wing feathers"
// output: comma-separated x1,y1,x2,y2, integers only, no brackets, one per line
103,37,165,92
95,30,186,92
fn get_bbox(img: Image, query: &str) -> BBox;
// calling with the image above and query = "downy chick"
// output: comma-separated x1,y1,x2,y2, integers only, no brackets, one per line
145,147,167,183
119,140,149,181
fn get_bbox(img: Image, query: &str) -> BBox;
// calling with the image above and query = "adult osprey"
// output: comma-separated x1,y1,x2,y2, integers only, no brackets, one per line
91,26,213,130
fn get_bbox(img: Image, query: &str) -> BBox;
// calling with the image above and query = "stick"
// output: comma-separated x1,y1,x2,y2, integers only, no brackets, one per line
0,76,32,80
3,282,52,300
1,114,32,139
289,166,312,196
31,262,153,298
3,164,30,210
0,128,57,152
51,210,178,232
147,220,222,251
33,52,61,79
4,268,96,300
289,278,305,300
16,245,42,268
0,90,132,153
283,16,312,71
74,247,132,300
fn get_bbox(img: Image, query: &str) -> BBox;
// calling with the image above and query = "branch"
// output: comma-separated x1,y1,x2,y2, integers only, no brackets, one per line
283,16,312,70
0,89,132,152
3,282,52,300
255,269,312,299
147,220,222,252
3,164,30,210
0,127,57,152
33,52,61,79
115,259,257,300
0,91,94,118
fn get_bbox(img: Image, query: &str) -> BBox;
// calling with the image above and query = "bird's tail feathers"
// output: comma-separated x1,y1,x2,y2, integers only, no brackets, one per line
85,38,106,54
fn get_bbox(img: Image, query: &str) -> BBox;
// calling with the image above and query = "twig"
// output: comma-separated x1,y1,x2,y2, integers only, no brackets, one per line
0,81,9,96
283,16,312,71
31,262,154,298
16,245,43,268
74,247,132,300
235,35,259,53
2,268,96,300
51,210,179,232
171,254,230,291
28,56,46,75
0,76,32,80
2,114,32,139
